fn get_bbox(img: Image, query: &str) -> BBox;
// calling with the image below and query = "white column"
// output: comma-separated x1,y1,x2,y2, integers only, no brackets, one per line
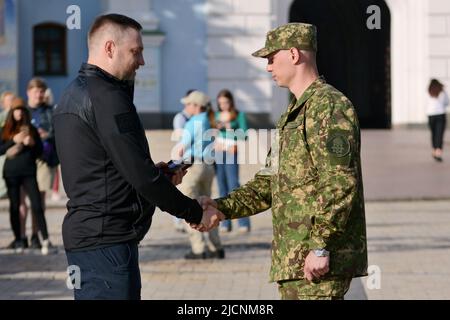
134,33,164,112
206,0,273,124
272,0,293,122
386,0,430,125
104,0,165,112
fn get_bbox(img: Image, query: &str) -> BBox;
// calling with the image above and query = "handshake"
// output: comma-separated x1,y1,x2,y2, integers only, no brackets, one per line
190,196,226,232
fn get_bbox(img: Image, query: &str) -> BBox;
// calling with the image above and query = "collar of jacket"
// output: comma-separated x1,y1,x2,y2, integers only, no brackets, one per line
27,103,51,112
277,76,326,129
79,63,135,97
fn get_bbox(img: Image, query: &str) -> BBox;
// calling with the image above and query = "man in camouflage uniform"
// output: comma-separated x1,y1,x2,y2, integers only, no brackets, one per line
196,23,367,300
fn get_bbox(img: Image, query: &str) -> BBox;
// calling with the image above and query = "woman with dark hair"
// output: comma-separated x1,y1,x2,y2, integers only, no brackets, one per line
214,89,250,233
427,79,449,162
0,97,53,254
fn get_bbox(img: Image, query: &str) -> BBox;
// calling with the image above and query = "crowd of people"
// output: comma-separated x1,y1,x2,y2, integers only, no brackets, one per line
0,78,60,255
172,88,250,260
0,80,252,262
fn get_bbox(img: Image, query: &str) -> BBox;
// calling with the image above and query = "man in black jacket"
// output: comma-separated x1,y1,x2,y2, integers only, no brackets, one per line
54,14,223,300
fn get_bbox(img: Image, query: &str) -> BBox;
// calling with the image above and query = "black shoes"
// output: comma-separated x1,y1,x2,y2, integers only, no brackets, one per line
433,155,443,162
184,249,225,260
211,249,225,259
4,238,28,252
4,236,52,254
30,234,42,249
184,251,207,260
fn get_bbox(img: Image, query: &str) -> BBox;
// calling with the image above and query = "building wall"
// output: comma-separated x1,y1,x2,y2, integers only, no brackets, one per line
17,0,208,121
153,0,208,114
383,0,429,126
429,0,450,96
14,0,444,127
17,0,101,102
206,0,275,127
206,0,432,127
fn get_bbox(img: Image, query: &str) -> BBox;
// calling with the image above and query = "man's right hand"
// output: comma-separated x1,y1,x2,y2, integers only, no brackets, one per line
197,195,218,210
190,197,224,232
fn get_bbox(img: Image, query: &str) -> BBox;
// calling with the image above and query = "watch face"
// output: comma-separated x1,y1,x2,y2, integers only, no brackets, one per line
314,249,329,257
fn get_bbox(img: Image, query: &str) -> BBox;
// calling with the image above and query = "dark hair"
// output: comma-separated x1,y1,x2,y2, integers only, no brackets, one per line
2,98,33,141
200,102,216,129
185,89,196,97
88,14,143,43
429,79,444,98
217,89,238,121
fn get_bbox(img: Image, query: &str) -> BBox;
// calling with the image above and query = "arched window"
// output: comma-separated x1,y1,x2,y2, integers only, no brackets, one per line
33,23,66,75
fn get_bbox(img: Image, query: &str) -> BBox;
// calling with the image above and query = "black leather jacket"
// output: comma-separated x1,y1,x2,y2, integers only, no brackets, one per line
54,63,202,251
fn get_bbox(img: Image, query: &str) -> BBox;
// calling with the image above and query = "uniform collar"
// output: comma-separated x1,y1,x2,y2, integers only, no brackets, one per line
277,76,326,128
289,76,325,114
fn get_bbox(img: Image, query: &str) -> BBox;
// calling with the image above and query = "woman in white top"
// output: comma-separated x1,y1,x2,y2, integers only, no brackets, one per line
427,79,449,162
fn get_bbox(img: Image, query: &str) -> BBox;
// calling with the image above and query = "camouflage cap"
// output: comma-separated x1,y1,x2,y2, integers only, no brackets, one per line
252,23,317,58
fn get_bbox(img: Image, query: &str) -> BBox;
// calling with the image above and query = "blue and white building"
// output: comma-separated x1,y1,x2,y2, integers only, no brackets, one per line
0,0,449,128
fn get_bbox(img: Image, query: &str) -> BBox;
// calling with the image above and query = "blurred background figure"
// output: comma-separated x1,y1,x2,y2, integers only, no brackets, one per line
44,87,61,202
43,88,54,106
214,89,250,233
0,97,54,254
0,91,16,199
25,78,58,250
176,90,224,259
171,89,196,233
0,91,15,126
427,79,449,162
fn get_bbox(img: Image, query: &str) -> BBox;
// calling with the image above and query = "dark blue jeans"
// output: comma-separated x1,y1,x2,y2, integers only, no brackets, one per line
215,151,250,230
66,241,141,300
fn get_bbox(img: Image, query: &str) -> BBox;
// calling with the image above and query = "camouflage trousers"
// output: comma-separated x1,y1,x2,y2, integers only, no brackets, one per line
277,277,352,300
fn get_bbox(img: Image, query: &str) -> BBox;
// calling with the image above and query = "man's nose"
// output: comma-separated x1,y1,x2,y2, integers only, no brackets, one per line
266,64,272,72
139,54,145,66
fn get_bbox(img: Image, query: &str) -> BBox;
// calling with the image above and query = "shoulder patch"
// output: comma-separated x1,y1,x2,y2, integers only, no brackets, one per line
115,111,140,134
326,133,351,158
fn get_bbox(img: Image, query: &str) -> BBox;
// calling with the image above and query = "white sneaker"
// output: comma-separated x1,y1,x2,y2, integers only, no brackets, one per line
41,240,53,255
15,246,24,254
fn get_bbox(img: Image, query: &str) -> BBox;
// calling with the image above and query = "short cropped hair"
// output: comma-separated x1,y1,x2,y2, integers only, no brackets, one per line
88,14,142,46
27,77,48,91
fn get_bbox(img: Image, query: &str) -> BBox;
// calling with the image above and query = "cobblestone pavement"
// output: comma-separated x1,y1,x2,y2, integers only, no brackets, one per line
1,200,449,300
0,129,449,299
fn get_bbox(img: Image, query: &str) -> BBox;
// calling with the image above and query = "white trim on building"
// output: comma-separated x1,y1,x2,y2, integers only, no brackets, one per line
207,0,444,127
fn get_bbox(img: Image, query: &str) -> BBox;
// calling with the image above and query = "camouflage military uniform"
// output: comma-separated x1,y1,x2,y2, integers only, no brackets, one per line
215,23,367,299
216,77,367,299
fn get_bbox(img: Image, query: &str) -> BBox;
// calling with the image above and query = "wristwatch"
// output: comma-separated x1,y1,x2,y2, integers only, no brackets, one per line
313,249,330,257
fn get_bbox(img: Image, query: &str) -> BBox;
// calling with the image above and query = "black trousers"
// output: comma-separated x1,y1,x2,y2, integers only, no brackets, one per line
66,242,141,300
428,114,447,149
5,175,49,240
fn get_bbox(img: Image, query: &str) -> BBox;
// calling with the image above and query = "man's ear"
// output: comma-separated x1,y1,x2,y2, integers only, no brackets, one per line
289,47,301,65
105,40,115,59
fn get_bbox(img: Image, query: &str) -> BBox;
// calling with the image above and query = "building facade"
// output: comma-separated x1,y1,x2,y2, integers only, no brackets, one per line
0,0,449,128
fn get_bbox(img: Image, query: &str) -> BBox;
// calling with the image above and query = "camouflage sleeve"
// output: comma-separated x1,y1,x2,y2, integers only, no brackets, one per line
215,150,273,219
306,96,359,249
